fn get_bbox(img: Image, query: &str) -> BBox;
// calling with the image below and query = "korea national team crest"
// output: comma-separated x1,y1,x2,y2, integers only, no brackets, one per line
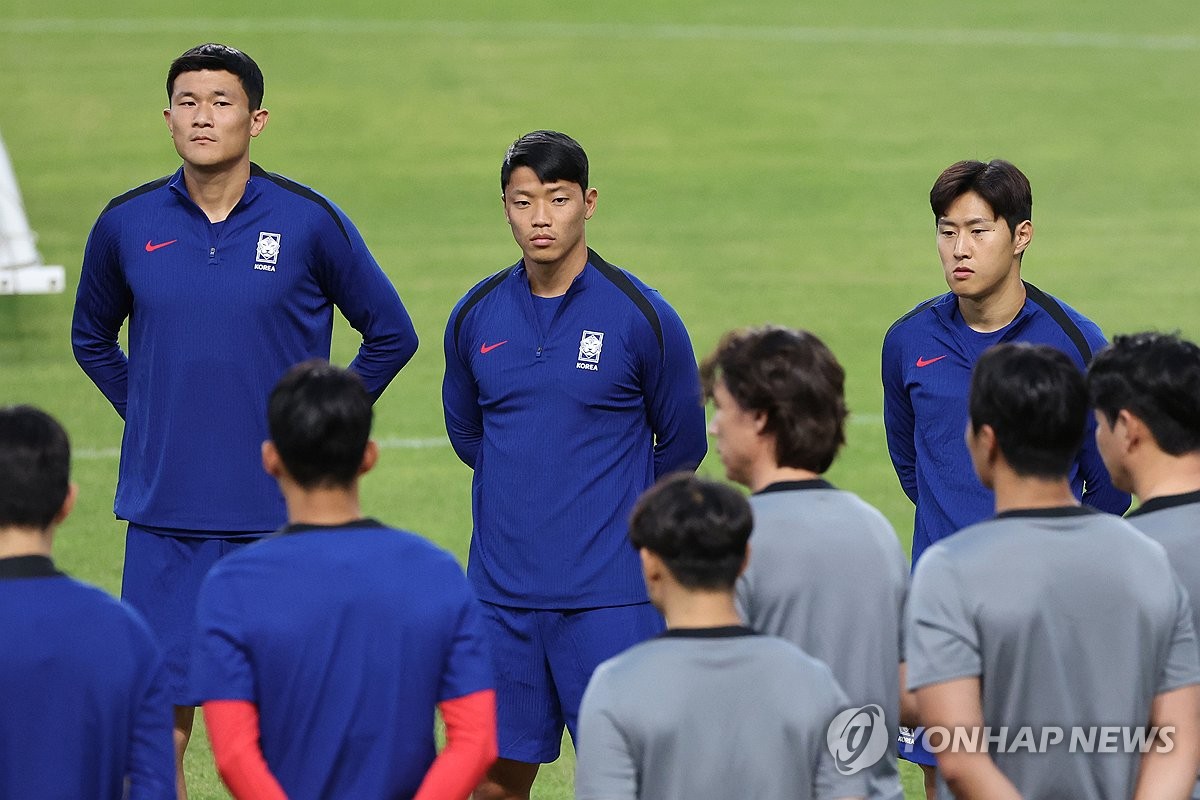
254,232,281,272
576,330,604,371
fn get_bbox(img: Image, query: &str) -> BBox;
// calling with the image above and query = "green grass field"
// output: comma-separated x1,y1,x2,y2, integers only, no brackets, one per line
2,2,1199,797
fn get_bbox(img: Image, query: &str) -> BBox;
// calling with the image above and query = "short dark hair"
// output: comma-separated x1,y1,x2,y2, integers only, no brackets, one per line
628,473,752,591
0,405,71,530
167,43,264,110
501,130,588,194
700,326,847,473
1088,332,1200,456
930,159,1032,236
267,360,372,489
969,343,1087,478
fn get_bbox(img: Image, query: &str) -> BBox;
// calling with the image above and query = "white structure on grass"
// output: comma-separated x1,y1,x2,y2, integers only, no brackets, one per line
0,130,65,294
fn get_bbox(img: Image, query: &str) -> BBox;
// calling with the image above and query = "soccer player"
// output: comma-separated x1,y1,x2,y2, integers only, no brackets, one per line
701,325,910,800
189,361,496,800
0,405,174,799
881,158,1129,783
906,343,1200,799
442,130,707,799
1088,331,1200,795
71,43,418,795
575,473,866,800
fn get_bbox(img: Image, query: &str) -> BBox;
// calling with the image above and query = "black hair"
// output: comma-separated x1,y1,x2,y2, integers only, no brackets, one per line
0,405,71,530
700,326,847,473
501,130,589,194
930,159,1032,237
1088,332,1200,456
969,343,1087,478
267,360,372,489
167,43,265,110
628,473,752,591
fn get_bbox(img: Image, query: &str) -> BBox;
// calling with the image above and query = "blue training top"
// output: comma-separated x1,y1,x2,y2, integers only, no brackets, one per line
443,249,708,608
0,556,174,799
882,283,1130,563
72,164,418,533
189,520,493,799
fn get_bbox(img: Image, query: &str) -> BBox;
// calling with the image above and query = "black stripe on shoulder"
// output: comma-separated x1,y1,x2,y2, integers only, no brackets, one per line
1023,281,1093,365
250,163,350,243
885,295,940,338
588,248,664,355
101,175,172,215
453,265,515,345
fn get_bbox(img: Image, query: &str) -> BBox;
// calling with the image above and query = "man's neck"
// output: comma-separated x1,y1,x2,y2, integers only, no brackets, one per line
748,464,822,494
957,273,1026,333
0,527,53,559
659,589,743,630
525,244,589,298
1132,453,1200,503
182,160,251,223
283,485,364,527
991,471,1078,515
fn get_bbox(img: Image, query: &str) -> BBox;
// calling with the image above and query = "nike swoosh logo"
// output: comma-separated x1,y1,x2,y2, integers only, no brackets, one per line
480,340,509,354
145,239,178,252
916,355,948,367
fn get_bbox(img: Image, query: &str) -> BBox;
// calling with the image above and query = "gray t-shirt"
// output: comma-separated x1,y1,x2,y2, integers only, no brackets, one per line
907,506,1200,799
737,480,908,800
1127,490,1200,799
575,627,866,800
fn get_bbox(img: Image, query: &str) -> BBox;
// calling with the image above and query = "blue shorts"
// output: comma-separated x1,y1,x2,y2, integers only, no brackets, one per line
121,524,265,705
898,726,938,767
480,602,664,764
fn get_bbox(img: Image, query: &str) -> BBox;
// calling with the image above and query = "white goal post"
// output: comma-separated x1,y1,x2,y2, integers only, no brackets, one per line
0,129,65,295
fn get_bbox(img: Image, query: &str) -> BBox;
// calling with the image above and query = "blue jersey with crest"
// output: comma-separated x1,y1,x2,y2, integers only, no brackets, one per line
882,283,1129,563
72,164,417,533
443,249,707,607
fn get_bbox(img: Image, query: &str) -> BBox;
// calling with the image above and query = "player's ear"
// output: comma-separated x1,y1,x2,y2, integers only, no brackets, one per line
358,440,379,476
51,482,79,527
583,187,598,221
250,108,269,138
262,440,284,478
1012,219,1033,256
1116,409,1145,452
738,542,752,578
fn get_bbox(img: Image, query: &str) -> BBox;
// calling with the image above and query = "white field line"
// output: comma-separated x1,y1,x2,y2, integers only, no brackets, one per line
70,418,885,461
1,19,1196,52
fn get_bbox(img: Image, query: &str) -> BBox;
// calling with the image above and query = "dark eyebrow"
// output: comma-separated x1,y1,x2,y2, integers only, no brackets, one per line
938,216,994,227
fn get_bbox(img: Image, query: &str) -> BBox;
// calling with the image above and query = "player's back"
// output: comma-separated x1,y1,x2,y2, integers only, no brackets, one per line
191,522,490,800
911,507,1194,798
0,571,171,799
739,482,907,800
576,629,865,800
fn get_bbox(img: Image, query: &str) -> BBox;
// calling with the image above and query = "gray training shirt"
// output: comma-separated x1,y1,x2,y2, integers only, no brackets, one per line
737,480,909,800
1127,490,1200,800
575,626,866,800
907,506,1200,799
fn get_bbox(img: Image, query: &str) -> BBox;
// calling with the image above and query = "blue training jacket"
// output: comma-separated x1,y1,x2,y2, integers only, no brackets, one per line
72,164,418,533
443,249,708,608
882,283,1130,564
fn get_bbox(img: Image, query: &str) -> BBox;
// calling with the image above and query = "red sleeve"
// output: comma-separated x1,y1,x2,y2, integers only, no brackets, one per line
203,700,289,800
412,689,498,800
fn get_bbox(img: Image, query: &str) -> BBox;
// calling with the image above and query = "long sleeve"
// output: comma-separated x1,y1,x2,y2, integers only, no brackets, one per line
412,690,497,800
442,308,483,468
126,650,176,800
315,206,418,401
204,700,288,800
1077,411,1131,514
644,295,707,479
71,213,132,418
882,330,918,504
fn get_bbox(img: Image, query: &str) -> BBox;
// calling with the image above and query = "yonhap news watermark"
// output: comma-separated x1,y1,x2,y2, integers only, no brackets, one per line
918,725,1176,755
827,706,1176,775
